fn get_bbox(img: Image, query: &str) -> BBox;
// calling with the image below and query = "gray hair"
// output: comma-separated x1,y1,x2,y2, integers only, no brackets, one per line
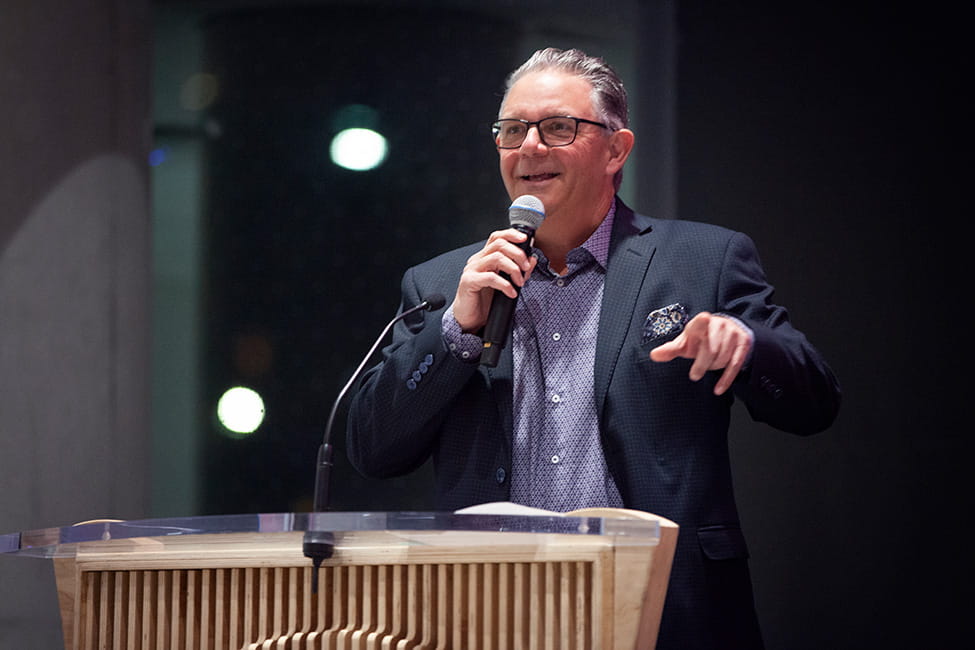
501,48,629,131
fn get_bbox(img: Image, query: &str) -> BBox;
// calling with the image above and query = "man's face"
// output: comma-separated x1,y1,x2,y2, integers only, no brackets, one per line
497,70,617,221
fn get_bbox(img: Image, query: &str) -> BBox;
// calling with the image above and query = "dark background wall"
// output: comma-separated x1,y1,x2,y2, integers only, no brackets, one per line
0,1,964,648
675,4,964,648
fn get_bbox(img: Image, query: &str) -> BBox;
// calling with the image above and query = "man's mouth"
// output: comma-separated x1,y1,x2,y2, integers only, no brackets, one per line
520,172,560,182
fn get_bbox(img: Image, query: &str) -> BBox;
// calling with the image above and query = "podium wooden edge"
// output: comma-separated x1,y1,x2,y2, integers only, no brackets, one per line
567,508,679,649
53,557,77,650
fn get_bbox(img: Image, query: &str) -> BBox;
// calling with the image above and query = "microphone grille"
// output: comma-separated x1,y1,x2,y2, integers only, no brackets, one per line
508,195,545,230
424,293,446,310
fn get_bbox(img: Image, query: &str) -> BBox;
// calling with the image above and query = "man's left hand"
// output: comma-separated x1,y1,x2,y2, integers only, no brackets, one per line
649,312,752,395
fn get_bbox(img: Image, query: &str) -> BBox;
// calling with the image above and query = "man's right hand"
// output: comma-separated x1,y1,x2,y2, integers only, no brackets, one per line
452,228,537,333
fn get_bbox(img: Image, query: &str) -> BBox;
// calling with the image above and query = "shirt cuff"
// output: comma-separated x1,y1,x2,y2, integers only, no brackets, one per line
442,304,483,362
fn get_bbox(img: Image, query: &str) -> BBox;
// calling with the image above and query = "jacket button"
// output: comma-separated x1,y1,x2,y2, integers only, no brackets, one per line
760,375,782,397
406,378,417,390
495,467,506,484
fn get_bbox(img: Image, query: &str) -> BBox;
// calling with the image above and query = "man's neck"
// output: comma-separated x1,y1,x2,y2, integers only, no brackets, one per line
535,195,615,274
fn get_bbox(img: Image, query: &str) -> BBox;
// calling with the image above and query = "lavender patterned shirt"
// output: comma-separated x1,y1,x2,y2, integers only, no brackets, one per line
443,205,624,512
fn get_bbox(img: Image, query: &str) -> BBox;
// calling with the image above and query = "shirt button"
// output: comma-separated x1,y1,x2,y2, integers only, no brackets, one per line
552,332,561,341
551,394,561,403
551,455,560,464
555,278,565,287
461,350,471,359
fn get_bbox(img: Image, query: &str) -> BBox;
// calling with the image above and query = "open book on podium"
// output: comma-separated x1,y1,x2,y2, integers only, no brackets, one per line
1,504,677,649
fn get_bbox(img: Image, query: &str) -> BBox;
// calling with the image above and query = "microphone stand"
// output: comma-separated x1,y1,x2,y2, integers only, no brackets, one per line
302,293,445,593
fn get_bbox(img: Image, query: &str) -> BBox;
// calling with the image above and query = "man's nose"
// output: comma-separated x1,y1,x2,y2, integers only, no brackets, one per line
520,125,548,151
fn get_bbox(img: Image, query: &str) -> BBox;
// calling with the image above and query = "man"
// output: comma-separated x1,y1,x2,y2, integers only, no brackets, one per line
347,48,840,649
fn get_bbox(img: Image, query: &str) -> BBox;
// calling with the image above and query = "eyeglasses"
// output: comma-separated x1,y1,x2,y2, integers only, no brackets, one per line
491,116,611,149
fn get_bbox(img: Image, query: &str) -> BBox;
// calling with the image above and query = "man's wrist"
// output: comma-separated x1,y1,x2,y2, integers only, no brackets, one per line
442,304,483,362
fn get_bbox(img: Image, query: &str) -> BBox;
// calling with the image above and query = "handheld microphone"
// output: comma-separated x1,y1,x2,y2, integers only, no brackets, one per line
480,195,546,367
302,292,446,591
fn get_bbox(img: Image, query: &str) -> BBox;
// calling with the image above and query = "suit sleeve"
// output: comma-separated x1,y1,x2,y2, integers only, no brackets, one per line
345,265,480,478
721,232,841,434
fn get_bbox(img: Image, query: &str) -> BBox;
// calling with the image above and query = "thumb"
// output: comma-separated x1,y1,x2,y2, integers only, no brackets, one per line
650,335,684,362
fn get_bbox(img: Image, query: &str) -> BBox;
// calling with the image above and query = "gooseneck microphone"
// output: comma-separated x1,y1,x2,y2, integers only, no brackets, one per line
302,292,446,591
480,195,546,367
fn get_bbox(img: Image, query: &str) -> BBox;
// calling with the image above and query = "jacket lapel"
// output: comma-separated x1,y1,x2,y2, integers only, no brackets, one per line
595,200,656,415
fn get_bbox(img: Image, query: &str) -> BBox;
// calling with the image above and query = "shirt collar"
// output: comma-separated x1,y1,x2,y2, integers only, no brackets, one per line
532,199,617,276
580,199,616,270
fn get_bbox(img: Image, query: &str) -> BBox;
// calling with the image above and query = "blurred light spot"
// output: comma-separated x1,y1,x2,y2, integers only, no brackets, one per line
330,128,388,171
180,72,220,111
149,147,169,167
217,386,265,435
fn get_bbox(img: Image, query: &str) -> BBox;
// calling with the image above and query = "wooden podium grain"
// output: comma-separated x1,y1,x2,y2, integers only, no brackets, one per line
6,509,677,649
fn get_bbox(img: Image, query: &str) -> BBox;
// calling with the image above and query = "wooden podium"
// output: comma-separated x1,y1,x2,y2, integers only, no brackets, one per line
1,508,677,649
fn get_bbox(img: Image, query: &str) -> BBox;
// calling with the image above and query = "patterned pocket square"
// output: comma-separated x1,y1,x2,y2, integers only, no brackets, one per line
642,303,689,344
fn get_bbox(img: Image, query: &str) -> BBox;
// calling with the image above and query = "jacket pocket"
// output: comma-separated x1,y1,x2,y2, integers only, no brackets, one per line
697,524,750,560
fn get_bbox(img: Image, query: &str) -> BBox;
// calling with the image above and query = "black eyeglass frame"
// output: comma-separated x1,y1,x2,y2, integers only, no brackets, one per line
491,116,612,149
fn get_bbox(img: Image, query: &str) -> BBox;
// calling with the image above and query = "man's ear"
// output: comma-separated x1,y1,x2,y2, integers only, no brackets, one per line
606,128,635,174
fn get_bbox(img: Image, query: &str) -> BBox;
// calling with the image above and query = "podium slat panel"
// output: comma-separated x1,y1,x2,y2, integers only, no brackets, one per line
126,571,140,650
51,513,674,650
67,559,621,648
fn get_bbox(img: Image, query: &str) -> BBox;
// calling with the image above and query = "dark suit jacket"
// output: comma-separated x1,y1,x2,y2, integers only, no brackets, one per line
347,198,840,649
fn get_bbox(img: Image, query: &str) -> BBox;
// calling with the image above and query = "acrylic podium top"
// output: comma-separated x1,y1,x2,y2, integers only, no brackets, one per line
0,505,664,559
